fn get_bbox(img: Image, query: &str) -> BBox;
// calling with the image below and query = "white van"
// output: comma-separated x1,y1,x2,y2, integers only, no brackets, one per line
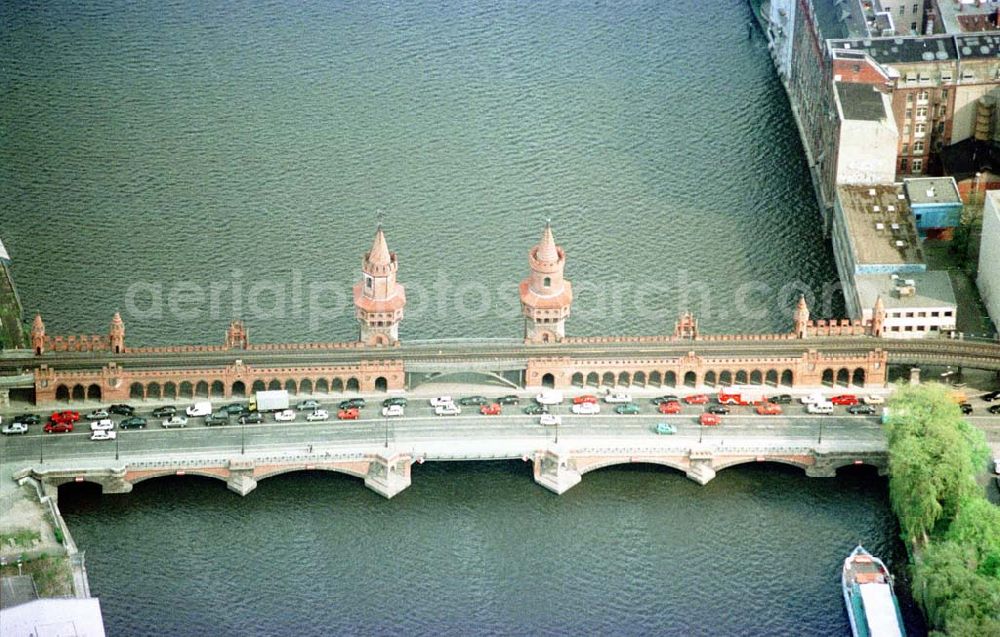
807,401,834,415
186,401,212,417
535,391,564,405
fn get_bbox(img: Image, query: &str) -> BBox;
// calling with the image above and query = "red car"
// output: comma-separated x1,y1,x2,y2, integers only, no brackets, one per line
337,408,360,420
658,401,681,415
755,402,783,416
699,413,721,426
44,421,74,433
480,403,501,416
50,410,81,425
831,395,859,406
572,395,598,405
684,394,709,405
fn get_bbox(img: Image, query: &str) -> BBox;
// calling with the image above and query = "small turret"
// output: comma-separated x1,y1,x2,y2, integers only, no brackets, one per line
226,319,249,349
31,313,45,355
871,296,886,338
109,312,125,353
793,295,810,339
519,222,573,343
353,225,406,346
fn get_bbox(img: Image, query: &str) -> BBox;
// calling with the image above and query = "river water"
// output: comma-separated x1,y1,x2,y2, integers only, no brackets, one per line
4,0,923,634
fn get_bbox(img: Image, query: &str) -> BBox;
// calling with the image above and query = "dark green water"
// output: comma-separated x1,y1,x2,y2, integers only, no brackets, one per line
4,0,919,634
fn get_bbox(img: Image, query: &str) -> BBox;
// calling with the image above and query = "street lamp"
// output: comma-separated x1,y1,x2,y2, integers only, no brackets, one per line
818,420,824,445
384,415,389,448
554,419,559,445
240,420,246,455
115,432,120,461
39,433,44,464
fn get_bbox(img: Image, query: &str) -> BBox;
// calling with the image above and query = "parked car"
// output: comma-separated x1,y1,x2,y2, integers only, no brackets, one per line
683,394,709,405
2,423,28,435
296,399,321,410
658,401,681,415
539,414,561,426
90,430,117,441
108,404,135,416
497,395,520,405
224,403,249,415
699,413,721,426
960,403,974,415
273,409,297,422
651,395,680,405
152,406,177,418
980,390,1000,402
755,402,782,416
306,409,330,422
458,396,489,406
381,397,408,408
523,404,548,415
615,403,641,415
706,405,730,415
429,396,453,407
162,416,188,428
13,414,41,426
806,402,834,415
847,404,876,415
535,391,564,405
89,419,114,431
86,409,110,420
381,405,405,417
480,403,501,416
186,402,212,417
573,395,599,405
571,402,600,415
654,422,677,435
119,416,147,430
603,390,632,404
767,394,793,404
434,403,461,416
338,398,366,410
831,394,859,406
44,421,73,433
239,412,264,425
337,408,360,420
988,404,1000,415
204,414,230,427
799,393,825,405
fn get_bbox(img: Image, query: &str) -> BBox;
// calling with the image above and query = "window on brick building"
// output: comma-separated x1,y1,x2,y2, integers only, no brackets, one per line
917,90,928,101
913,141,924,153
941,88,948,99
912,158,923,172
902,143,909,154
899,5,904,15
912,3,918,12
900,158,908,171
905,109,913,119
911,21,917,31
915,123,926,134
916,107,927,118
903,124,910,134
906,93,913,104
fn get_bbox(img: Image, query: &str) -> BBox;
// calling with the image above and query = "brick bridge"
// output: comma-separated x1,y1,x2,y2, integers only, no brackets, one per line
17,443,888,500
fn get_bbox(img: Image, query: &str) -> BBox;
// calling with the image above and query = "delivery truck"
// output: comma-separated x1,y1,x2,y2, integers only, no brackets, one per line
250,390,290,412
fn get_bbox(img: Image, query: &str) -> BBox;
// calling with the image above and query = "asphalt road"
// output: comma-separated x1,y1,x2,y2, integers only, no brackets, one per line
5,393,999,464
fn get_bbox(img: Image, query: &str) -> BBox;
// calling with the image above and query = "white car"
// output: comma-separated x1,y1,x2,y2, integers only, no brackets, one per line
381,405,404,417
1,423,28,435
162,416,189,428
86,409,110,420
89,419,115,431
535,391,564,405
603,390,632,404
539,414,562,426
862,395,885,405
800,393,825,404
434,403,461,416
90,430,117,441
306,409,329,422
274,409,297,422
429,396,453,407
186,401,212,417
571,402,600,415
807,401,835,415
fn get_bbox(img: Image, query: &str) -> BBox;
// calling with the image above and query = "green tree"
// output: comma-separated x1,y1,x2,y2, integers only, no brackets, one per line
946,498,1000,579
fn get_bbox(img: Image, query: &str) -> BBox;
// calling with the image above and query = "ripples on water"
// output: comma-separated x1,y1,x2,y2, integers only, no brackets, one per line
2,0,842,345
59,463,924,636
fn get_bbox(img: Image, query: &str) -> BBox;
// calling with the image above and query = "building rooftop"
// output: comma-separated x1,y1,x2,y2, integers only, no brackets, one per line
837,184,925,265
828,34,959,65
0,598,106,637
935,0,1000,34
903,177,962,205
836,82,889,121
856,270,957,310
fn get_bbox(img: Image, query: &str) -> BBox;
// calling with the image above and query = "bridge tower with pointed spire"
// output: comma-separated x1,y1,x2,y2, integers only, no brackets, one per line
353,225,406,346
793,295,810,339
519,222,573,343
109,312,125,353
31,314,45,355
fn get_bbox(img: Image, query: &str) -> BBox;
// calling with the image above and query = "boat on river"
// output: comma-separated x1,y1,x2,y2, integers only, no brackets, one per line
842,545,906,637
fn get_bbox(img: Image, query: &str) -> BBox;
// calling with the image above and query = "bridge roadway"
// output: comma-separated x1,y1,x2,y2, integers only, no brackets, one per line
2,335,1000,374
8,398,1000,497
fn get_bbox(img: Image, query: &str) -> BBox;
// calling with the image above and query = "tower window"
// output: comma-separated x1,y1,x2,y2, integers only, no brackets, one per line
543,276,551,287
365,276,373,290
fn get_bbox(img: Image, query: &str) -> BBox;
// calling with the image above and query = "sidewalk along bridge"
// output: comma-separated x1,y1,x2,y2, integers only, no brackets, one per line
15,440,889,500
